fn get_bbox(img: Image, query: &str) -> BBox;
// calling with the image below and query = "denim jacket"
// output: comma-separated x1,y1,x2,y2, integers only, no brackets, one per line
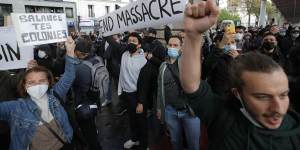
0,56,79,150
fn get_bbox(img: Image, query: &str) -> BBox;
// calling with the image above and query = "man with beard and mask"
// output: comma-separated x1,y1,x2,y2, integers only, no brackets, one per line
118,32,148,149
259,32,286,68
156,35,200,150
180,1,300,149
72,37,102,150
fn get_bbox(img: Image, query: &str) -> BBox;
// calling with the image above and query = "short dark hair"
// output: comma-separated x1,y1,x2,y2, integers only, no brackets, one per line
263,31,276,39
75,37,92,53
128,32,142,44
147,27,157,35
18,66,55,98
168,35,183,46
230,52,282,91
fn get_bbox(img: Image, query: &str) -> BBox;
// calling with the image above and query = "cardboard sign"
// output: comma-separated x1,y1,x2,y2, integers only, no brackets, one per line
98,0,187,36
11,13,68,46
0,26,33,70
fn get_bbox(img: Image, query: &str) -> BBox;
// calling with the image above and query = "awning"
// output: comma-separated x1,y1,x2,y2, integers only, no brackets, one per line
272,0,300,23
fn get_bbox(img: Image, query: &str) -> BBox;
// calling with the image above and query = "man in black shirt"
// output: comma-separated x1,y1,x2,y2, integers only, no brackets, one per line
157,36,200,150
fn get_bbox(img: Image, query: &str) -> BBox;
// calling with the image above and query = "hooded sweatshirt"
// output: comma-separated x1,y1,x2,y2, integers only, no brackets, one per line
186,81,300,150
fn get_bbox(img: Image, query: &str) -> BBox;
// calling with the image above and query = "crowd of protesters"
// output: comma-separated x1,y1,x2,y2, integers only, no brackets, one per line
1,0,300,150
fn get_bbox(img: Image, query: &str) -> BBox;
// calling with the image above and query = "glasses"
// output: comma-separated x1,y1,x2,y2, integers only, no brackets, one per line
25,79,49,88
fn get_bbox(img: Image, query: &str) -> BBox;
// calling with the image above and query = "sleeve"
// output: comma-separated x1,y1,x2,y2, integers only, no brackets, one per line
0,101,16,121
104,36,126,62
185,81,225,126
73,63,92,102
137,65,151,105
53,56,79,99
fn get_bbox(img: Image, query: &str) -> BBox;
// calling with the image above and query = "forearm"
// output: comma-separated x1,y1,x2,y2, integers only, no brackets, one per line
53,56,79,98
180,34,203,93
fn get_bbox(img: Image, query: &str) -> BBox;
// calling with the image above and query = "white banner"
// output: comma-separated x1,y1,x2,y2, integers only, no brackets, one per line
98,0,187,36
0,26,33,70
11,13,68,46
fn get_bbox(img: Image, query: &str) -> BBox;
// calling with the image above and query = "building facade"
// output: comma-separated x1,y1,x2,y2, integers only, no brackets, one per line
0,0,77,32
63,0,132,33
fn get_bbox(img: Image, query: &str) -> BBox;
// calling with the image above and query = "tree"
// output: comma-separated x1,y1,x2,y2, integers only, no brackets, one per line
227,0,277,26
218,9,241,22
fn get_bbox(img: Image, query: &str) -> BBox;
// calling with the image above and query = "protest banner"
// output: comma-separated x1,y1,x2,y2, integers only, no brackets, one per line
0,26,33,70
11,13,68,46
97,0,187,36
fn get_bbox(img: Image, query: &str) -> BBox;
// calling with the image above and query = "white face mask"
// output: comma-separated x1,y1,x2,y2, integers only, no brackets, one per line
38,50,47,59
236,94,263,128
292,33,300,38
235,33,244,41
26,84,49,99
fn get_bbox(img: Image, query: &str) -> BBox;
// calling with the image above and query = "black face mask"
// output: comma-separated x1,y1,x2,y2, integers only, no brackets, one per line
127,43,138,54
144,36,156,43
262,42,276,51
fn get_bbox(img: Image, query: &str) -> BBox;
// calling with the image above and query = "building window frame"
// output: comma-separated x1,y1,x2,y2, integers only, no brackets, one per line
88,5,94,18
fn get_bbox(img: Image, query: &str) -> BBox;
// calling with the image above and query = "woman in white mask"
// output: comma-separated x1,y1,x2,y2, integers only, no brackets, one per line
0,37,79,150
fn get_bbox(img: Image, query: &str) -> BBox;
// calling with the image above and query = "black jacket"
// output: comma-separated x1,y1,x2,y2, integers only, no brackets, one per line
103,36,127,81
137,57,163,109
208,54,234,98
0,71,23,101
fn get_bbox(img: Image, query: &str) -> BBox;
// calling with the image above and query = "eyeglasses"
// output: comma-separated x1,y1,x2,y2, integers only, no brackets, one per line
25,79,49,88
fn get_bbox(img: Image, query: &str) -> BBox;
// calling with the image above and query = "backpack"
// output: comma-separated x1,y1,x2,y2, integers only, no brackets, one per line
82,56,110,106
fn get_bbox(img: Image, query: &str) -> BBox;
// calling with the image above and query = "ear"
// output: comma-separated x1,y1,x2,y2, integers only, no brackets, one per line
137,43,142,49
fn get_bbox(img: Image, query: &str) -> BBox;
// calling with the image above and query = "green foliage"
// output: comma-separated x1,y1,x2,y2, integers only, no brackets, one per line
218,9,241,22
228,0,276,19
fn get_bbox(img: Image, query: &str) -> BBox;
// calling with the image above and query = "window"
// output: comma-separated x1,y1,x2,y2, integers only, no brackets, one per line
25,6,63,13
55,8,64,13
25,6,36,13
65,8,73,18
105,6,110,14
0,16,4,26
0,4,12,16
88,5,94,17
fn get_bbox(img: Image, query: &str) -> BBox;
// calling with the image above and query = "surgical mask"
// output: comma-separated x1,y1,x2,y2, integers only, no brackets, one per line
236,94,263,128
279,31,286,37
26,84,49,99
292,33,300,38
235,33,244,41
224,44,236,53
38,50,47,59
167,47,179,59
244,36,251,40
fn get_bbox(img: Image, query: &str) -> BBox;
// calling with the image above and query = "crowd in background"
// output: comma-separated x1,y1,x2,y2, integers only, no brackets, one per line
0,2,300,149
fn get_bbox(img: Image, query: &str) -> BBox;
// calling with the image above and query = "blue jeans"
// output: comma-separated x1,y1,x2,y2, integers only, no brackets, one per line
165,105,200,150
